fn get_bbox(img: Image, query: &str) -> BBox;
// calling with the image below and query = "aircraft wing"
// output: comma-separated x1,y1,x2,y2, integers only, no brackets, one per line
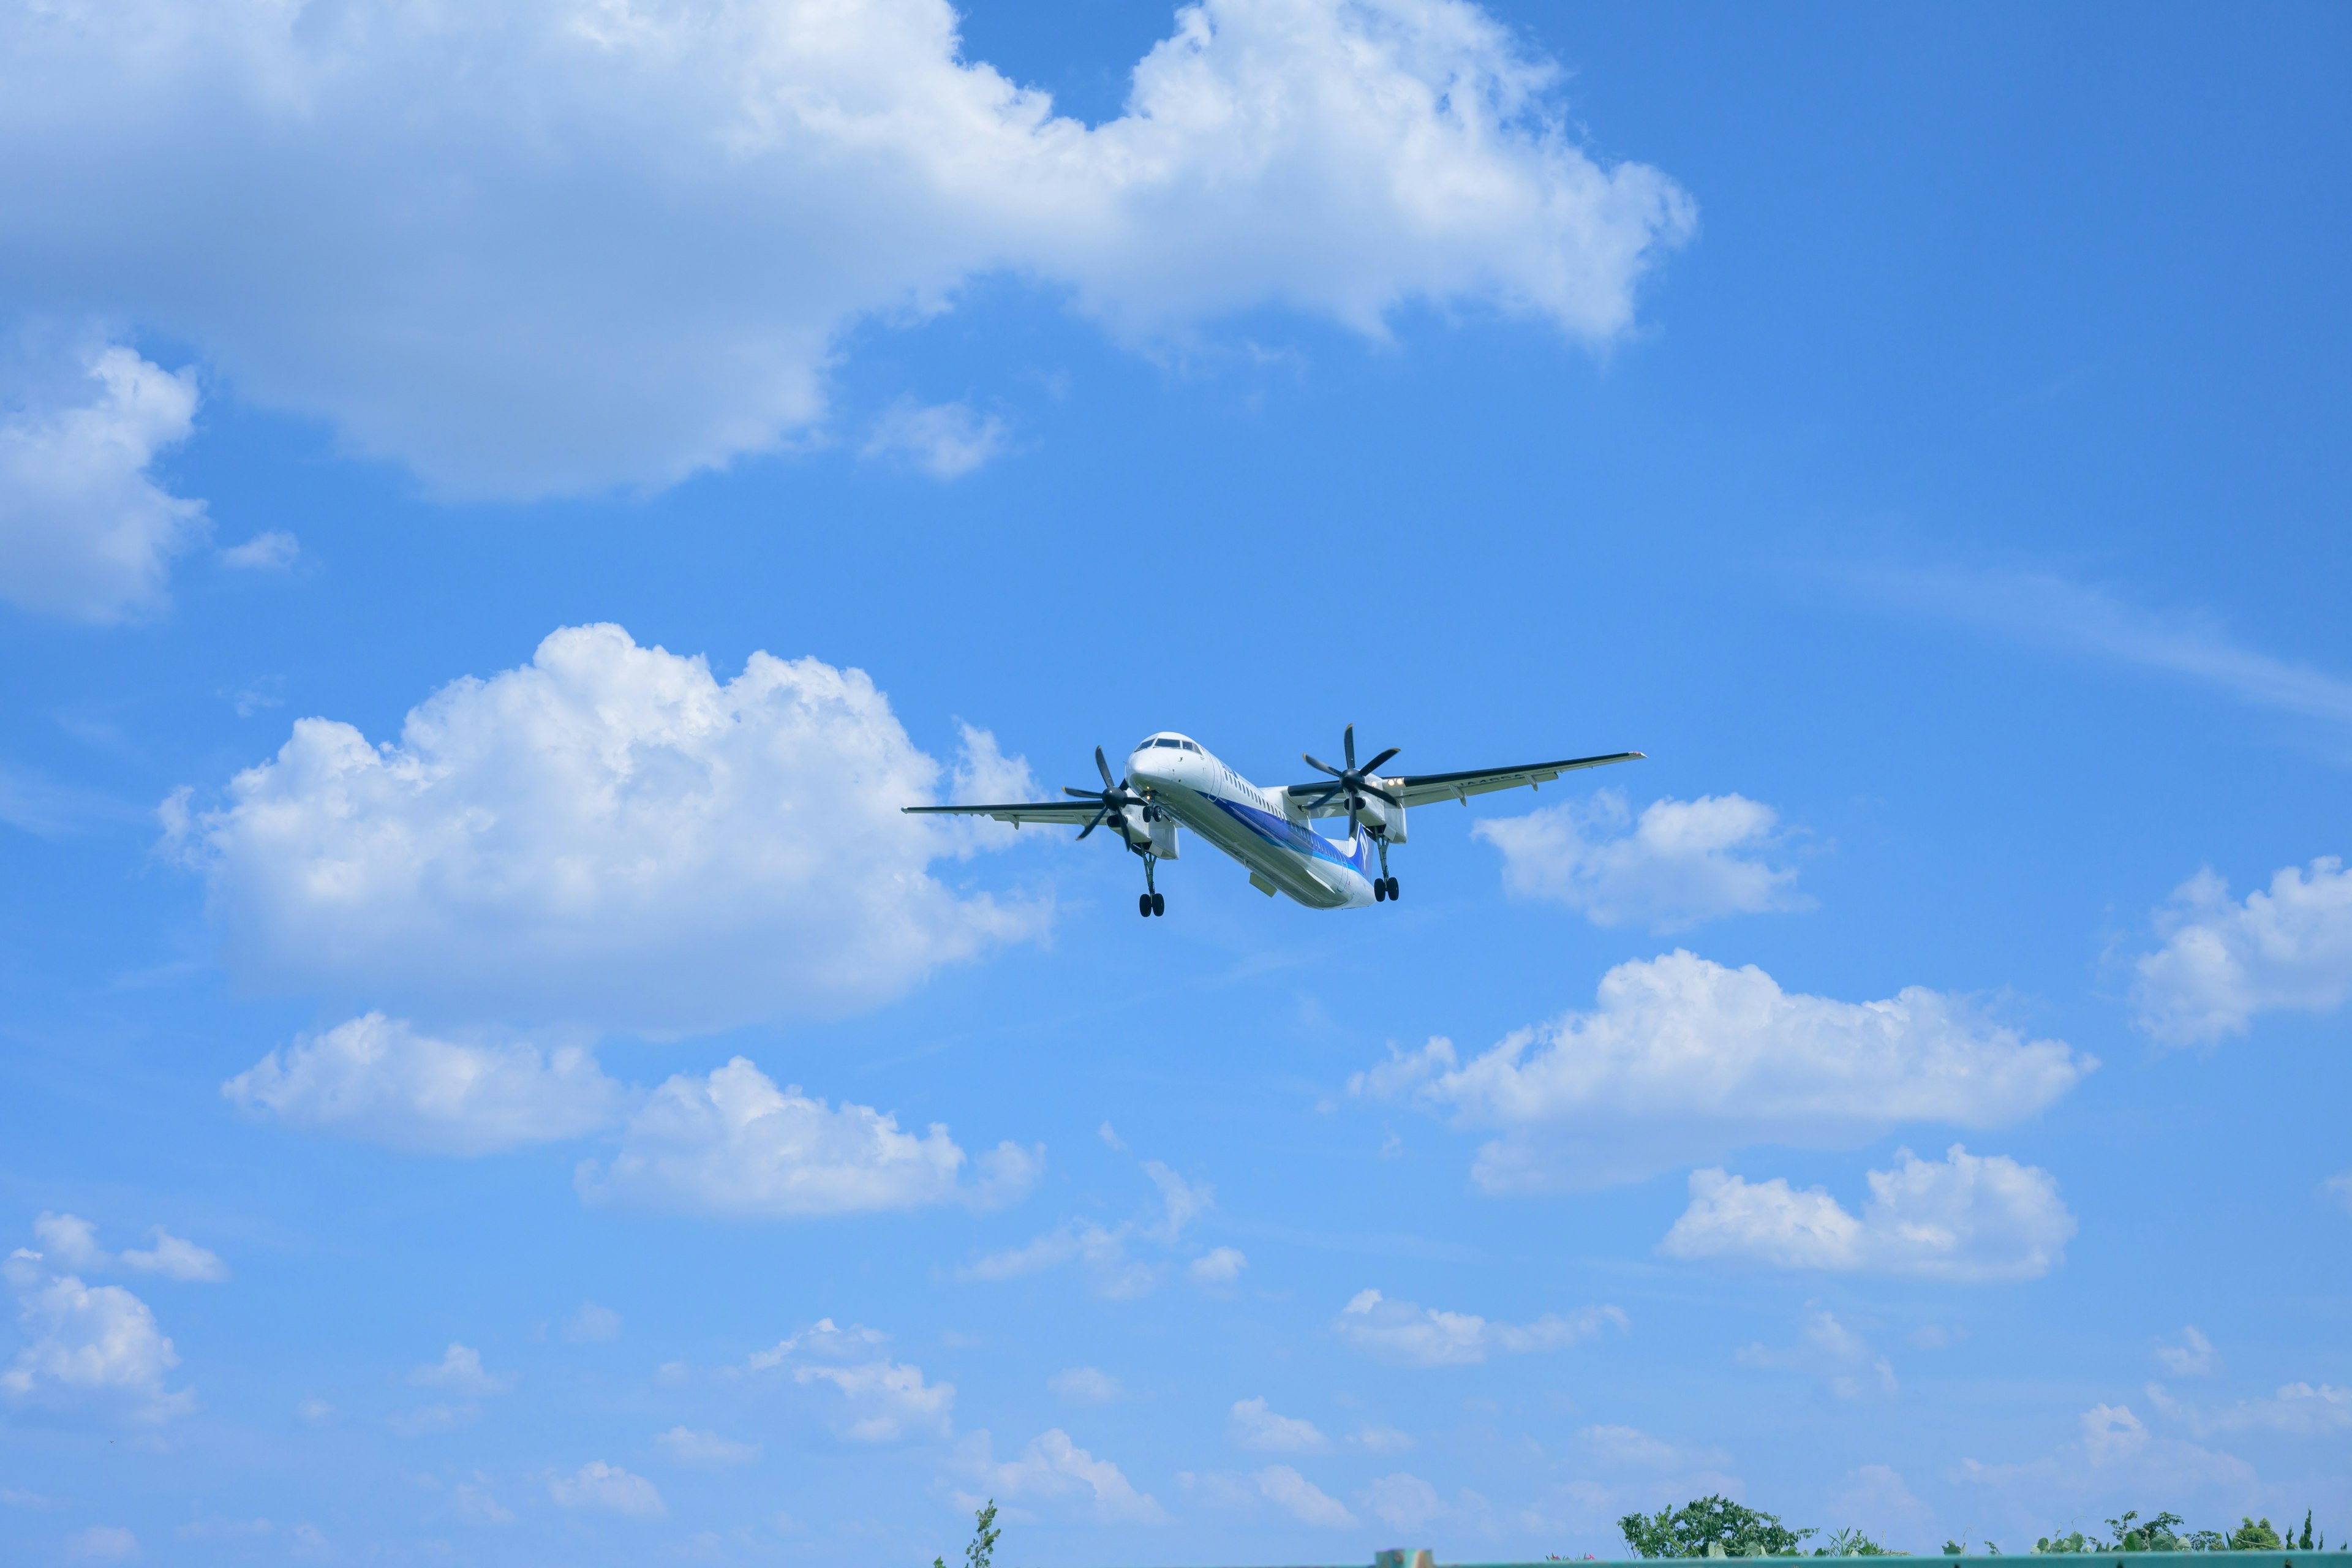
902,801,1106,828
1286,751,1644,813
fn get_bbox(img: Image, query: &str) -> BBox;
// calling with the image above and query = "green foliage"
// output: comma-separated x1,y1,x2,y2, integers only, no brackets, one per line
1618,1495,1817,1557
932,1499,1000,1568
2228,1518,2283,1552
2034,1532,2093,1555
2107,1510,2190,1551
1819,1528,1898,1556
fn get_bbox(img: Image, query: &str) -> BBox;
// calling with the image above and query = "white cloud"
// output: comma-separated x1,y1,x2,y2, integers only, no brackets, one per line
791,1359,954,1442
1659,1145,2076,1283
1575,1423,1730,1474
64,1525,141,1563
2132,859,2352,1044
1189,1246,1248,1285
577,1055,1038,1217
1850,565,2352,731
1354,951,2093,1190
117,1229,230,1284
1363,1471,1443,1532
453,1480,515,1525
1230,1396,1328,1453
219,530,299,570
956,1428,1166,1523
1824,1464,1929,1539
1736,1308,1896,1401
28,1214,228,1284
548,1460,666,1521
654,1426,761,1468
409,1343,514,1397
1333,1288,1624,1368
0,343,208,622
1255,1464,1357,1529
0,0,1692,499
1047,1366,1122,1406
1,1250,192,1423
177,625,1045,1035
2080,1401,2146,1466
1474,791,1809,931
2147,1379,2352,1438
747,1317,891,1368
959,1155,1208,1297
863,400,1009,479
2328,1171,2352,1215
564,1302,622,1343
2153,1326,2216,1378
1954,1401,2258,1499
224,1013,625,1156
1350,1424,1415,1454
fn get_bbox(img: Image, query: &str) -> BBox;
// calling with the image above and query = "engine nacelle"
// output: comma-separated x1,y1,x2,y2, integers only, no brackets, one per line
1352,784,1406,843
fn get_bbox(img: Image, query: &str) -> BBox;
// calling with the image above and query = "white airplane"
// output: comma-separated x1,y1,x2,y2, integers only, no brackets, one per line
907,724,1643,917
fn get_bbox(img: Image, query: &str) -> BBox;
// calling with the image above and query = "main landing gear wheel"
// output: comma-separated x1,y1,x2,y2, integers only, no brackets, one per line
1152,892,1165,916
1373,879,1387,902
1386,877,1400,900
1138,892,1152,918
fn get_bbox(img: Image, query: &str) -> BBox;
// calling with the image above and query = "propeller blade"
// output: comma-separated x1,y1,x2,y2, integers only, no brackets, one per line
1077,805,1110,840
1063,786,1105,800
1363,783,1401,805
1095,745,1114,788
1302,753,1341,777
1303,783,1344,809
1343,723,1356,769
1362,747,1400,774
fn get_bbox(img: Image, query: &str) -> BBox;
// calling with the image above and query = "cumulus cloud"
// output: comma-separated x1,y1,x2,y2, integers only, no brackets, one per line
1363,1471,1442,1532
1333,1288,1624,1368
956,1428,1166,1523
654,1426,760,1468
1256,1464,1357,1528
564,1302,622,1343
959,1156,1211,1298
1736,1307,1896,1400
2153,1326,2215,1378
409,1343,514,1397
1824,1464,1929,1539
548,1460,666,1520
224,1013,625,1156
1230,1396,1328,1453
218,530,299,570
1,1249,192,1423
577,1055,1038,1217
1189,1246,1248,1286
1354,950,2093,1190
2132,859,2352,1044
0,343,208,622
28,1214,228,1284
64,1525,141,1562
0,0,1692,499
864,401,1009,479
2146,1379,2352,1438
175,624,1045,1035
1659,1145,2076,1283
746,1327,953,1442
1048,1366,1122,1405
1474,791,1809,931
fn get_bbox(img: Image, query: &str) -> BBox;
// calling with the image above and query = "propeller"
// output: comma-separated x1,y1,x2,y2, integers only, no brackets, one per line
1301,723,1400,822
1062,745,1152,842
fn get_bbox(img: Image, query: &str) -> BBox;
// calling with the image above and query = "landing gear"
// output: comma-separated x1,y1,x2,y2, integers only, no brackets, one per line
1137,856,1165,917
1152,892,1165,916
1371,837,1400,905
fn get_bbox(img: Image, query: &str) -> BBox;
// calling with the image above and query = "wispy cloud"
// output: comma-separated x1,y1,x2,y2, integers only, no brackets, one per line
1849,565,2352,730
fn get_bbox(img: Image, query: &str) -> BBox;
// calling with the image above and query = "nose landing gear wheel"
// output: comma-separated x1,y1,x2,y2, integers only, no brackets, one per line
1151,892,1165,916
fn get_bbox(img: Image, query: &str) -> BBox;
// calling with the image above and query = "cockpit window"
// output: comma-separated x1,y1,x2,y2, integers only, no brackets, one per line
1139,736,1200,752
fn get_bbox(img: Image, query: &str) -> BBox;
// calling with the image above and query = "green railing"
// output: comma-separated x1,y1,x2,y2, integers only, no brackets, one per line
1130,1555,2352,1568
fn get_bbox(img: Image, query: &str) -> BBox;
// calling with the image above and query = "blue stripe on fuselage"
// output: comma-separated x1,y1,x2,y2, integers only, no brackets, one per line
1208,796,1366,872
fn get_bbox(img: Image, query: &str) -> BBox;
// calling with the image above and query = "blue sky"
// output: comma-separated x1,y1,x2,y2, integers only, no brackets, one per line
2,1,2348,1563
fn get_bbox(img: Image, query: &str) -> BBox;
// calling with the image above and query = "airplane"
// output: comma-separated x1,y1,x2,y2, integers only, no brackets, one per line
905,724,1643,917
